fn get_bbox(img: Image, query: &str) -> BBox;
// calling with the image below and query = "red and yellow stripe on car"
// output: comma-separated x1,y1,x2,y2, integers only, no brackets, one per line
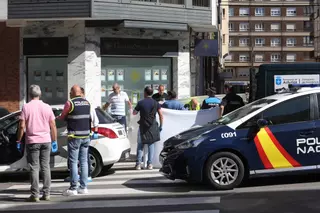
254,127,301,169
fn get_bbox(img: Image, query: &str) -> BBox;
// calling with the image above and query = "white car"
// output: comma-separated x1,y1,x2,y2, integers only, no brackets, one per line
0,105,131,177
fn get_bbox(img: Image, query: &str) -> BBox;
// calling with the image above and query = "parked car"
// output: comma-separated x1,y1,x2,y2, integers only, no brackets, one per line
160,84,320,190
0,105,131,177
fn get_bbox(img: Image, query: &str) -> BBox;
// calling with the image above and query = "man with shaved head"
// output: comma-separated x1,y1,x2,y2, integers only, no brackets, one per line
103,83,132,132
58,85,97,196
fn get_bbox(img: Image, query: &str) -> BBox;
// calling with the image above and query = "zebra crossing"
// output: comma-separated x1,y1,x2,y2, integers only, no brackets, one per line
0,162,221,213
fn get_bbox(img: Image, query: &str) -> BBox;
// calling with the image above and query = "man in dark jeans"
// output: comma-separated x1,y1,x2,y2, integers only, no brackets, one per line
64,87,99,182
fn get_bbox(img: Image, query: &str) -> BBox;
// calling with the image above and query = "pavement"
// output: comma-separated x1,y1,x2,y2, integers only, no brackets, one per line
1,162,320,213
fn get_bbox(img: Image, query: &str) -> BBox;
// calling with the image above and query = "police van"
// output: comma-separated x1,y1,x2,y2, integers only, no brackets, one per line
160,84,320,190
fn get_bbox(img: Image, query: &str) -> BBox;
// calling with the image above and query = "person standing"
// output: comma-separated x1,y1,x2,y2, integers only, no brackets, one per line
162,91,186,110
58,85,97,196
63,87,99,183
220,84,245,116
201,87,221,110
17,85,57,202
152,85,168,103
133,86,163,170
103,83,132,132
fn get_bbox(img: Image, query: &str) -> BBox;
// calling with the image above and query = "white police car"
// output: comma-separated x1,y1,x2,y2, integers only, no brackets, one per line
0,106,131,178
160,84,320,190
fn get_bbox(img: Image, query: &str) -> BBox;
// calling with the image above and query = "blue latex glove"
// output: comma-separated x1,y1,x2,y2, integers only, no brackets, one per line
51,141,58,153
92,132,99,139
16,141,21,152
159,126,163,132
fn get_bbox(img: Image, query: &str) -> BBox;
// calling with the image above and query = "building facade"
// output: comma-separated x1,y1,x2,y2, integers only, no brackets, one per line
224,0,314,91
313,0,320,61
0,0,219,112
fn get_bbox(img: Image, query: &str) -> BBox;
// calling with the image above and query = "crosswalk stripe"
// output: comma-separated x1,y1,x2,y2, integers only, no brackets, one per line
0,196,220,211
8,179,186,189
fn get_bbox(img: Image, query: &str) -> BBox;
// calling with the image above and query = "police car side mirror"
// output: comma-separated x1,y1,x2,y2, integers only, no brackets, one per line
257,119,268,128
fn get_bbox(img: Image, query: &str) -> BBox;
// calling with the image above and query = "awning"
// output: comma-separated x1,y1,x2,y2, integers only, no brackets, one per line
123,20,188,31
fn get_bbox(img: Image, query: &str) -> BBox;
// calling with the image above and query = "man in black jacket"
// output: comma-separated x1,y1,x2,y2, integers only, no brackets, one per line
220,84,245,116
133,86,163,170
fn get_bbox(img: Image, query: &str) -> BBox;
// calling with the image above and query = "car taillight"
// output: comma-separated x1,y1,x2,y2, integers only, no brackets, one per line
92,127,118,139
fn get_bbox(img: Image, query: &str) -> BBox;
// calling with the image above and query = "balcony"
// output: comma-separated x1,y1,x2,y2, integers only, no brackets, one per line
229,45,314,52
228,0,312,6
229,29,313,37
8,0,216,30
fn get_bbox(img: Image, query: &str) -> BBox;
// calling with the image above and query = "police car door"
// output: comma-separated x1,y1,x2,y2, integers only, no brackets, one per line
257,94,317,169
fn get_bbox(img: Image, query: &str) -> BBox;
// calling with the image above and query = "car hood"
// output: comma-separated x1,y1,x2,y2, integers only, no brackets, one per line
164,123,223,147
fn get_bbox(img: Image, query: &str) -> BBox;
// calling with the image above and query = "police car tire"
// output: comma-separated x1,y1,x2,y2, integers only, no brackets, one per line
89,148,103,178
205,152,245,190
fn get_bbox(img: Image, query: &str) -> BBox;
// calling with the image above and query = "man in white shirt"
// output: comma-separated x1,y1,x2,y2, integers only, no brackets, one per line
103,83,132,132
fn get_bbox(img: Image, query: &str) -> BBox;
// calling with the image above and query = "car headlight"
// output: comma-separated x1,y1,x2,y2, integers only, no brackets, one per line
175,135,207,150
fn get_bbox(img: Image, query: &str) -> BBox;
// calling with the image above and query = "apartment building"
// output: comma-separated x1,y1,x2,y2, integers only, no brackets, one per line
222,0,314,90
314,0,320,61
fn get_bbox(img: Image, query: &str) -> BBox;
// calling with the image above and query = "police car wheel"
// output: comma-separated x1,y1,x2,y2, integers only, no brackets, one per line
89,148,103,178
205,152,245,190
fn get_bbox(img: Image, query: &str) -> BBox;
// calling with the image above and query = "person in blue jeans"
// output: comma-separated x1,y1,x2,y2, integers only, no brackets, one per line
64,87,99,183
57,85,98,196
133,86,163,170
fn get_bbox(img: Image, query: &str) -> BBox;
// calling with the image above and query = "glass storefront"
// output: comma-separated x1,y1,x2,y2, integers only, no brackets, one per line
27,57,68,105
101,57,172,108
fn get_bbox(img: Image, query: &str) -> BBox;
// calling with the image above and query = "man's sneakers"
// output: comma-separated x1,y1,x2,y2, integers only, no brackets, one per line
135,164,153,170
40,195,50,201
26,195,40,202
64,175,92,182
63,188,88,196
62,189,78,196
78,188,89,195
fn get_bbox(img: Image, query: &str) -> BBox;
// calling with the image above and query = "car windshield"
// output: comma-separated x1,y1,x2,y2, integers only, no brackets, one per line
95,108,115,124
215,98,277,125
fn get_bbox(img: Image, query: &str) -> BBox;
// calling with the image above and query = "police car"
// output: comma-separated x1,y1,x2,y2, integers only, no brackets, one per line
160,84,320,190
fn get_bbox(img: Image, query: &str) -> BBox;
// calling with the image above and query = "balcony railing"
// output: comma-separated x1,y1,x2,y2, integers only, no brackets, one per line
192,0,210,7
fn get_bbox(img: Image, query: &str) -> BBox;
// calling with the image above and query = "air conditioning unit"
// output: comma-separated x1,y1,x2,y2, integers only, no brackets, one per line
6,20,27,27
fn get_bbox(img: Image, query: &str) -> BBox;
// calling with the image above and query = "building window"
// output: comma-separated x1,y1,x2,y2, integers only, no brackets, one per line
239,54,250,62
304,6,313,16
271,8,281,16
286,8,296,16
255,54,264,62
286,24,296,31
229,23,235,31
240,8,250,16
255,23,264,31
303,36,314,46
271,53,281,62
271,38,281,46
225,54,233,62
229,8,234,16
286,54,296,62
304,21,313,30
270,23,280,31
255,38,265,46
255,8,265,16
239,38,250,46
239,23,249,31
286,38,296,47
229,38,234,47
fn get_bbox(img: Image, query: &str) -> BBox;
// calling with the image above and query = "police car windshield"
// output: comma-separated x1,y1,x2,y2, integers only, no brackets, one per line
216,98,276,124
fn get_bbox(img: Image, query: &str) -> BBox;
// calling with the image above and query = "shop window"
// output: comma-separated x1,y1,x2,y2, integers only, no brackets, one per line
101,57,172,109
27,57,68,105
